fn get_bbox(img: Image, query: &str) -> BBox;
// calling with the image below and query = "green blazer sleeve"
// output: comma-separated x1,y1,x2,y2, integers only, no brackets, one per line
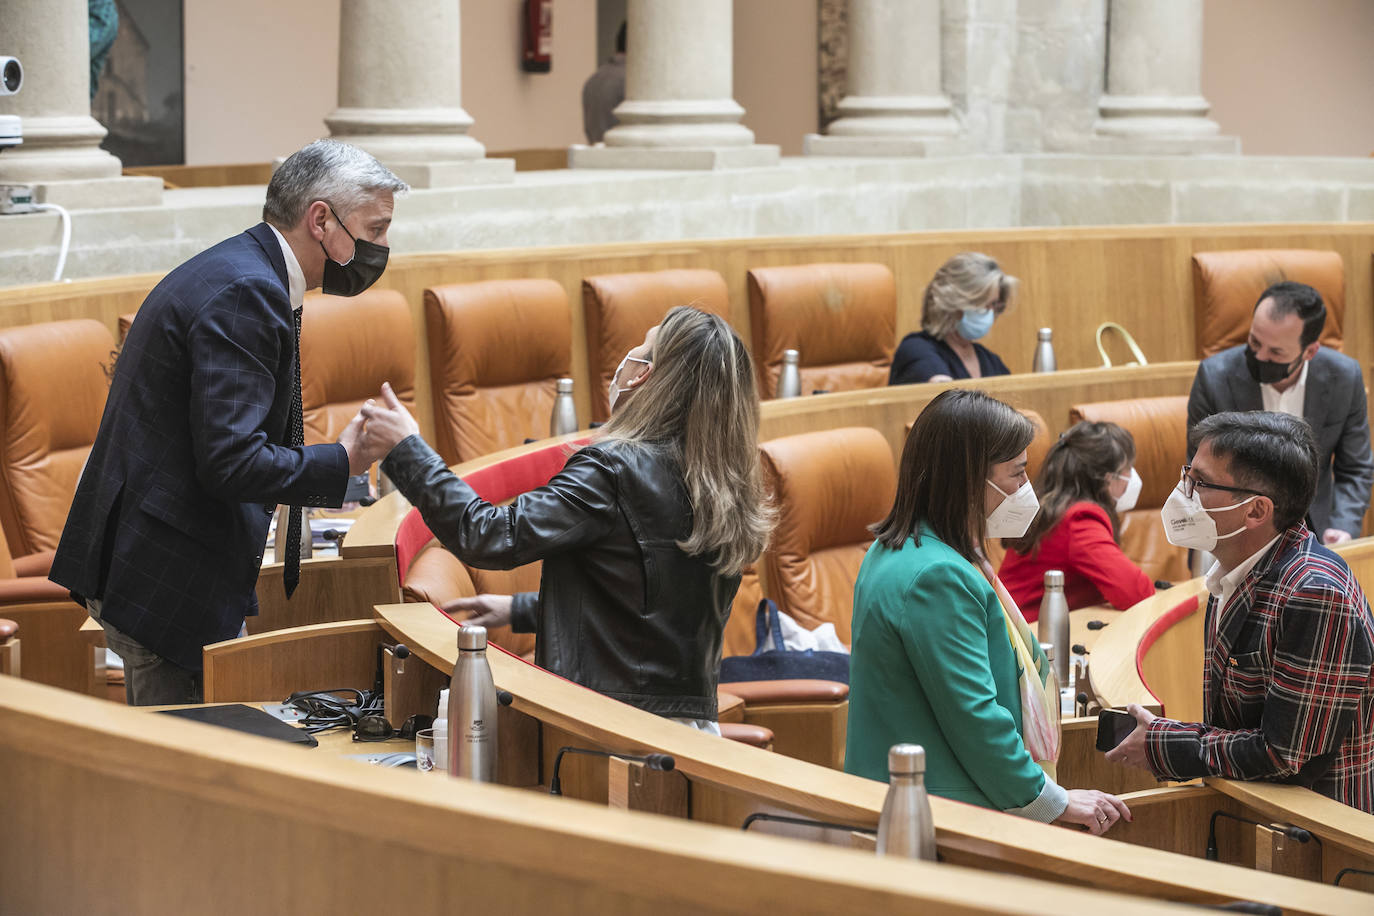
898,559,1064,819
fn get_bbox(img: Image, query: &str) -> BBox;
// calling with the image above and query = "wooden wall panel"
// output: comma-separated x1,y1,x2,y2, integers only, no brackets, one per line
1,223,1369,442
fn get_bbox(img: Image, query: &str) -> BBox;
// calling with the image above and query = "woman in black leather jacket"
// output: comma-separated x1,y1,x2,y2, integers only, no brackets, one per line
361,307,771,731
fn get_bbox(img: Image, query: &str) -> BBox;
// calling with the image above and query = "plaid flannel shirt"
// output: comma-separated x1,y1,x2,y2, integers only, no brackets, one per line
1145,524,1374,813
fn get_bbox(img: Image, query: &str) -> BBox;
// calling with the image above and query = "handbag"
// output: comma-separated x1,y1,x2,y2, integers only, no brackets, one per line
719,599,850,685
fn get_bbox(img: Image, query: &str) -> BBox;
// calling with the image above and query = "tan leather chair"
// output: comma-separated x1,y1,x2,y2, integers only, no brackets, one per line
582,269,729,423
1192,249,1345,358
425,279,572,464
747,263,896,398
0,319,114,559
1068,396,1190,583
401,541,539,658
300,289,417,447
758,427,896,646
721,565,763,658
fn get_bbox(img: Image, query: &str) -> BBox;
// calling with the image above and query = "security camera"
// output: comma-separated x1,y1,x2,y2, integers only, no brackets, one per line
0,57,21,96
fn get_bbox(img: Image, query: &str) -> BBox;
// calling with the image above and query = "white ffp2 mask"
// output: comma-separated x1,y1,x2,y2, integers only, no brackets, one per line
1159,486,1257,551
986,479,1040,539
607,354,651,412
1115,468,1143,514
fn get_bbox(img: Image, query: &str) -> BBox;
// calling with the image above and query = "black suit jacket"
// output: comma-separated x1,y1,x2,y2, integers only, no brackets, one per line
50,223,348,670
1187,345,1374,537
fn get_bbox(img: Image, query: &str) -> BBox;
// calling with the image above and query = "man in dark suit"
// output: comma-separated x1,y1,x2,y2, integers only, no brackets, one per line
1187,281,1373,544
1107,412,1374,812
50,140,406,705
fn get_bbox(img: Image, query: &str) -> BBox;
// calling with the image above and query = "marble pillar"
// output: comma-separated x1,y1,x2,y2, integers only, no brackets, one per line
806,0,963,156
571,0,778,170
1091,0,1238,154
0,0,161,207
325,0,512,187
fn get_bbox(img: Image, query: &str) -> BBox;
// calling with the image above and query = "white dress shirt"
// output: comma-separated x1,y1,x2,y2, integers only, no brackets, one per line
1204,533,1283,635
1260,360,1307,418
266,224,305,311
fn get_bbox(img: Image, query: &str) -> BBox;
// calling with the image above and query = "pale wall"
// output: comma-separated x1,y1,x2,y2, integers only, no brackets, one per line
1202,0,1374,157
733,0,818,156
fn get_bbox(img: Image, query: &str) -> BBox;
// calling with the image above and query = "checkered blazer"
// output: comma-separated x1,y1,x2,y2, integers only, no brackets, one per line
50,223,348,671
1145,524,1374,812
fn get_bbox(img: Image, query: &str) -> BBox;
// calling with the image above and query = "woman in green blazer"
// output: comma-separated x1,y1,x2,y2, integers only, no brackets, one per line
845,389,1130,835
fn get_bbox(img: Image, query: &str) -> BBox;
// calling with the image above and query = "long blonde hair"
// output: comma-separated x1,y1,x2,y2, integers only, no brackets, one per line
600,306,772,576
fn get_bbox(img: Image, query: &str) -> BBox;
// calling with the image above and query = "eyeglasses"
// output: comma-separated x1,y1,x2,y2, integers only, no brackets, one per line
1178,465,1267,501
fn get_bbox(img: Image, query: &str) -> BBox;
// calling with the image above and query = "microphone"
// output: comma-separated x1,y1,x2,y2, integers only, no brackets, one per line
1072,643,1088,656
549,746,675,796
1086,619,1108,631
497,689,514,707
1206,810,1313,860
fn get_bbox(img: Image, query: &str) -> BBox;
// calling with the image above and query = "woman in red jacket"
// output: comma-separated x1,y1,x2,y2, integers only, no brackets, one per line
998,421,1155,620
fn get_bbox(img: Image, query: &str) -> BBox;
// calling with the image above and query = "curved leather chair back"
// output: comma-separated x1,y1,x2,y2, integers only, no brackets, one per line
1067,396,1190,583
425,279,572,464
1192,249,1345,358
747,263,895,398
582,269,729,423
401,542,538,657
300,289,417,446
117,312,136,343
759,427,896,646
721,566,763,658
0,319,114,558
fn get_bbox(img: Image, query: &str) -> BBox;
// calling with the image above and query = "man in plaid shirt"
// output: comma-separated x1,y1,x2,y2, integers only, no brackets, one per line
1106,411,1374,812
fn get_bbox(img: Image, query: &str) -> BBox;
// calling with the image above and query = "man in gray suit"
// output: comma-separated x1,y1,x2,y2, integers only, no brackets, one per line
1188,281,1374,544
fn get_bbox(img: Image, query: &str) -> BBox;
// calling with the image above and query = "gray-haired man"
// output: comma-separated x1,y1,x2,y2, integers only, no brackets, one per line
51,140,407,705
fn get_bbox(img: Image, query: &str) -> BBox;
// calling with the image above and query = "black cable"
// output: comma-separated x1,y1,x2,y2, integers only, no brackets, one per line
740,812,875,836
1333,866,1374,887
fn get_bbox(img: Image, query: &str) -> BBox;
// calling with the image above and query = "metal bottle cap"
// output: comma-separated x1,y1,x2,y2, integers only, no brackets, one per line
1037,328,1053,340
888,743,926,775
782,348,800,365
458,625,489,651
556,377,574,393
1043,569,1064,588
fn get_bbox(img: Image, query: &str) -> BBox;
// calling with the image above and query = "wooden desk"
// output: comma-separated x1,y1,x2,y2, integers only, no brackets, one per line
373,601,1369,914
0,674,1216,916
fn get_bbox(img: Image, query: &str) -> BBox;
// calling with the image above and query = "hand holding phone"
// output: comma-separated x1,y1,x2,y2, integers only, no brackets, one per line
1095,707,1136,752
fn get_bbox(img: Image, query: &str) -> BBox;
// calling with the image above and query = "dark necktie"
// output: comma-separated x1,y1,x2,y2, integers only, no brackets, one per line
283,306,304,599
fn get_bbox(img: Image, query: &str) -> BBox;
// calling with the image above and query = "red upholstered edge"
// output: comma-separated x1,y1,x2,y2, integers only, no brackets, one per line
394,437,594,588
1134,593,1201,717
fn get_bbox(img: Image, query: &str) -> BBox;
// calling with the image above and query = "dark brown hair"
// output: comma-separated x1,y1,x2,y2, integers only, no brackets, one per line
1005,421,1135,556
872,389,1034,560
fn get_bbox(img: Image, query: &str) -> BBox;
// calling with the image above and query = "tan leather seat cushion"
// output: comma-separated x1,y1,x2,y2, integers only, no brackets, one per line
300,289,417,446
747,263,896,397
0,319,114,557
719,722,774,748
759,427,896,645
1192,249,1345,358
582,269,729,423
425,279,572,464
402,541,538,657
1069,396,1190,583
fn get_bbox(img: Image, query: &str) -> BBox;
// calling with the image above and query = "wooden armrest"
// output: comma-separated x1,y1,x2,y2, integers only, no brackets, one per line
0,617,16,640
722,679,849,705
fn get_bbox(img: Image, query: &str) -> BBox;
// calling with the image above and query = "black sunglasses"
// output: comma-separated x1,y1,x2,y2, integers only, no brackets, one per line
353,713,433,743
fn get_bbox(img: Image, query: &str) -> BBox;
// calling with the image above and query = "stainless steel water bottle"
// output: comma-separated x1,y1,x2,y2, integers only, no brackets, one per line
448,626,498,782
273,506,312,562
876,744,936,861
776,349,802,399
550,377,578,436
1038,570,1070,685
1032,328,1057,373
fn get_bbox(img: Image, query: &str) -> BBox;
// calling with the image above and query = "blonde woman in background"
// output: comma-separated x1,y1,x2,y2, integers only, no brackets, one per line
357,306,771,735
889,252,1020,385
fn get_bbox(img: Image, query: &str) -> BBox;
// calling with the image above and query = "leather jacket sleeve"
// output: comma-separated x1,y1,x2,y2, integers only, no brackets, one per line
382,435,620,571
510,591,539,633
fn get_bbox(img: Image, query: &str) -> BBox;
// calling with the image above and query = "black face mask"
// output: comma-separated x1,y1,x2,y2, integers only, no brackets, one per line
320,202,388,297
1243,345,1302,385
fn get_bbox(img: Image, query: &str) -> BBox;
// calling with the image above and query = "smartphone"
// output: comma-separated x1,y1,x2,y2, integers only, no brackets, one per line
1095,708,1136,752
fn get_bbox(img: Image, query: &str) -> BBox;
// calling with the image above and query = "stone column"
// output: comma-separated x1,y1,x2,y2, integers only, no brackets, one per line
0,0,161,207
571,0,778,170
1091,0,1238,153
806,0,963,156
325,0,512,187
